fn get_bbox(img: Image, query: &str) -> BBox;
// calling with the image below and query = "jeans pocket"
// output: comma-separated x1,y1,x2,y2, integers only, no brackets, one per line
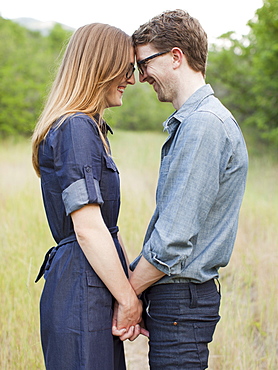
86,272,113,332
145,297,181,326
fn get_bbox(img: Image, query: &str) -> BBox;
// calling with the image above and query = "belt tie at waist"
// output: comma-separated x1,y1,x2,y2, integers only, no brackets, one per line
34,226,119,283
35,234,77,283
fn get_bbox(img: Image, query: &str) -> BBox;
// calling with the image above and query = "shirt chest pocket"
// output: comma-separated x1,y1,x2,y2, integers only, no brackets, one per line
100,155,120,201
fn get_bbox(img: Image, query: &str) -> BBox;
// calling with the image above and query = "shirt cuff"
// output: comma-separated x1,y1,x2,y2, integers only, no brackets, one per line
142,243,187,276
62,178,103,215
129,254,142,271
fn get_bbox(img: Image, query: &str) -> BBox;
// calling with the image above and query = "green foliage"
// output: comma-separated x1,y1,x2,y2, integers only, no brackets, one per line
48,23,71,52
246,0,278,142
0,0,278,144
0,17,71,137
206,33,253,123
207,0,278,145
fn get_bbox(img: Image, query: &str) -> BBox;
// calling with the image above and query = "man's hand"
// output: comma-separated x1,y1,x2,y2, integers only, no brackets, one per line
112,301,149,341
112,256,164,341
112,299,143,336
119,321,149,341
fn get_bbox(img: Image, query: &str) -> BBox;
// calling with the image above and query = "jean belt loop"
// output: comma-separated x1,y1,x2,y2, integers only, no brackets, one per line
215,278,221,295
189,282,198,308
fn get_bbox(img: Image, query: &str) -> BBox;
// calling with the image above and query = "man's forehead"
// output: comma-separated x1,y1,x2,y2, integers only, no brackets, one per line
135,44,157,61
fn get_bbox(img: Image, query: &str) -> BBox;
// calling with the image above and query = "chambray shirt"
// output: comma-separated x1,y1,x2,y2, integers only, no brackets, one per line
130,84,248,284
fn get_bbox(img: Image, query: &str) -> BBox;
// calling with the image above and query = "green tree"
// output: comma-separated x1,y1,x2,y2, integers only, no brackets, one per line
206,0,278,145
2,0,277,140
246,0,278,142
48,23,72,53
206,32,254,124
0,17,71,137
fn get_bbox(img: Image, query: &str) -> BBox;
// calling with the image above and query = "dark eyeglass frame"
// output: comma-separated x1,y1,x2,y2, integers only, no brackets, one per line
137,51,170,75
126,63,136,79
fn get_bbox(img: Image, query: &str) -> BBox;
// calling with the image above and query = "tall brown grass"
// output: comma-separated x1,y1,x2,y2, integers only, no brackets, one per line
0,132,277,369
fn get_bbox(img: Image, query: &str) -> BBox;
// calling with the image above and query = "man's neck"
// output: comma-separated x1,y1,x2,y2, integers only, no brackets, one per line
173,72,206,110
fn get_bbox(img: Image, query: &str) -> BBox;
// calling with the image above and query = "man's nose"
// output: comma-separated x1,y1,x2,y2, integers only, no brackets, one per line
139,71,147,83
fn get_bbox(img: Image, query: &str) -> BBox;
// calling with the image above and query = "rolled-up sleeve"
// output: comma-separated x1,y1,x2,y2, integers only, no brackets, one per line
141,112,231,276
52,115,104,215
62,177,103,216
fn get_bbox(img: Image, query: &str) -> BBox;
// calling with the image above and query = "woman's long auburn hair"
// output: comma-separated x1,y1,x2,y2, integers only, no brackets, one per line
32,23,132,177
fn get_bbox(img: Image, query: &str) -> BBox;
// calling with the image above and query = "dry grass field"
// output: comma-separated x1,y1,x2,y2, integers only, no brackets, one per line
0,130,277,369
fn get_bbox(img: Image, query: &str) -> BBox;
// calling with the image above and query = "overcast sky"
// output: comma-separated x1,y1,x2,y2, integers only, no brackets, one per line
0,0,264,43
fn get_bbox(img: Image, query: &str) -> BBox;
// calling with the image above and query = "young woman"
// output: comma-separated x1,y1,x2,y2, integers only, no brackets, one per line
32,23,142,369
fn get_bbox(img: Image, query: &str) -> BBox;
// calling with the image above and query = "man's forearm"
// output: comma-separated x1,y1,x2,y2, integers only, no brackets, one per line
129,256,165,296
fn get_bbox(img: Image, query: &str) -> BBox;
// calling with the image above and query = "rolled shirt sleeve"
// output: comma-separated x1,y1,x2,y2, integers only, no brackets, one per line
52,115,104,214
62,177,103,216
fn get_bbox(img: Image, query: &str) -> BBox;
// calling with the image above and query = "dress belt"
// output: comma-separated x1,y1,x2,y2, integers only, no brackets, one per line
34,234,77,283
108,226,119,237
35,226,119,283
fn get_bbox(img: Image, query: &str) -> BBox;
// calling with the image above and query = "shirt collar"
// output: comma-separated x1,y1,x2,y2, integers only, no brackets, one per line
105,123,114,135
163,84,214,133
94,114,113,135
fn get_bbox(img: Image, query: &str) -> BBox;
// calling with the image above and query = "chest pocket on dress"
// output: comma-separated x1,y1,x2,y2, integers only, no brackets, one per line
100,155,120,201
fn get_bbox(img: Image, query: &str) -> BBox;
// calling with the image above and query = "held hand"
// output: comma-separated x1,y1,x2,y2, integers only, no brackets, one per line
112,303,149,342
119,321,149,341
138,319,149,338
112,298,142,336
112,302,127,337
117,296,143,330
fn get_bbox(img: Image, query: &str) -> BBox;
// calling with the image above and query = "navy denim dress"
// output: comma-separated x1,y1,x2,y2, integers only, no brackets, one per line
37,114,127,369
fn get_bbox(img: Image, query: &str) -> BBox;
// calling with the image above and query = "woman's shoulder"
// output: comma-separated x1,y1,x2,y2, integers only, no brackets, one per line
46,113,102,149
60,113,99,133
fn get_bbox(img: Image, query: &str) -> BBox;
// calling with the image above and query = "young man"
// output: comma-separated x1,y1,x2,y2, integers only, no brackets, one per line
117,9,248,369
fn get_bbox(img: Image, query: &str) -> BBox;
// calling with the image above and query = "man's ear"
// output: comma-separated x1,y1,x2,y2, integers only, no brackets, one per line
171,47,184,69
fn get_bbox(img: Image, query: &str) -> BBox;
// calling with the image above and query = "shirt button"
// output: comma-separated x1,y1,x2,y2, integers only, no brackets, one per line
85,166,91,173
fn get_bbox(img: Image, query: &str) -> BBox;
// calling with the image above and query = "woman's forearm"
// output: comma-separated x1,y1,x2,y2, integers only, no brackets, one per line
117,232,131,278
71,204,142,331
71,205,135,303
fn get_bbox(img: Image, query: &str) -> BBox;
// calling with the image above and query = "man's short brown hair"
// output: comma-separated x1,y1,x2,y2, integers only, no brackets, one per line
132,9,208,76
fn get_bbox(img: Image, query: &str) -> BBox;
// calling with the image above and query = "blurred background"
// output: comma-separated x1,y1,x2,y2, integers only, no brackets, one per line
1,0,277,146
0,0,277,369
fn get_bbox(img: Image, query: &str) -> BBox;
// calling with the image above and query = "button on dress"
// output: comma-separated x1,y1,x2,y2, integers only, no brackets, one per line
37,114,127,369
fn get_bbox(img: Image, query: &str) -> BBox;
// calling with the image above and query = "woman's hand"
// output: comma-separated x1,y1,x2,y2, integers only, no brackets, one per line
112,297,142,333
112,300,149,341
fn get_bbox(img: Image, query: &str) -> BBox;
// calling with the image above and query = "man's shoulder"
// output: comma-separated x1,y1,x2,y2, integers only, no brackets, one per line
178,100,229,131
197,95,232,123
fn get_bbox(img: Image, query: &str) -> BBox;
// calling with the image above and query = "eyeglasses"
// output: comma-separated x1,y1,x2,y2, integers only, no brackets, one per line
126,63,135,79
137,51,170,75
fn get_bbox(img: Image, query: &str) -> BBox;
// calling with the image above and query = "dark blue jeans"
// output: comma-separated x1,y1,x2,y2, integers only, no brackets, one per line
143,279,221,370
